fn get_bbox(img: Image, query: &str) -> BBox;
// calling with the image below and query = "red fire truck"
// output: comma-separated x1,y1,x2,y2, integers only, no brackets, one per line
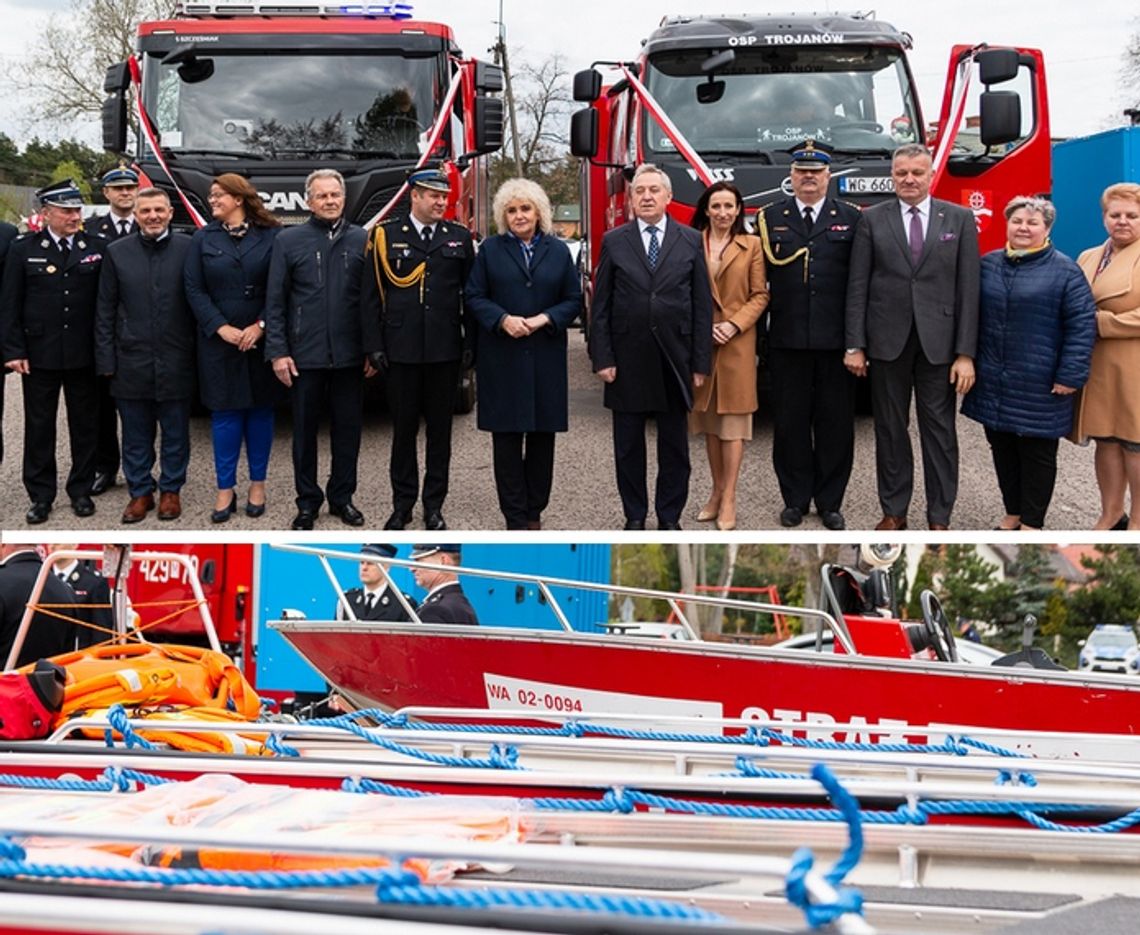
99,0,504,233
570,12,1051,304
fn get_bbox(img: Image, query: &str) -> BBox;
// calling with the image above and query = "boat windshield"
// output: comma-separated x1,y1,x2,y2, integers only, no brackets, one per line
643,45,920,158
144,52,440,159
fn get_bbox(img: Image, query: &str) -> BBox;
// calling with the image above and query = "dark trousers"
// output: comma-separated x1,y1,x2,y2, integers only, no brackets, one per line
95,374,120,477
870,327,958,525
769,346,855,513
611,371,690,524
984,427,1059,528
290,366,363,512
386,360,459,514
116,397,191,497
211,406,274,490
492,431,556,528
21,366,98,504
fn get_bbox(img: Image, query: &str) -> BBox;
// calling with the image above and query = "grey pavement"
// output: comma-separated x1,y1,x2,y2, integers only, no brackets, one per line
0,332,1103,533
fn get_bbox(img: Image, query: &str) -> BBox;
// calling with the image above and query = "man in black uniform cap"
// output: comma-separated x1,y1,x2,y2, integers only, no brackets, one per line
335,543,414,621
757,141,862,531
0,543,75,667
1,180,106,524
363,167,475,532
84,164,140,496
410,544,478,626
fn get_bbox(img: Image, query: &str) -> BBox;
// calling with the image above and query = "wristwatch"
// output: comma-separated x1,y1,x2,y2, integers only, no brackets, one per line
257,319,266,329
844,347,860,355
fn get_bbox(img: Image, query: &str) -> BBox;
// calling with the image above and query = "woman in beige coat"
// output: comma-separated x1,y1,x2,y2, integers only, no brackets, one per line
1072,182,1140,529
689,182,768,529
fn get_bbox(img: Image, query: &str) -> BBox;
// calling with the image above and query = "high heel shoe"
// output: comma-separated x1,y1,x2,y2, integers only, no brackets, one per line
716,505,737,531
696,500,721,522
245,496,267,518
1111,514,1129,531
211,490,237,524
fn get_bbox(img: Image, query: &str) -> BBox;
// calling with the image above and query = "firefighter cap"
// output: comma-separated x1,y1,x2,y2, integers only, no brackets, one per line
36,179,84,208
410,544,461,560
100,165,139,188
360,543,397,560
790,139,832,171
408,168,451,192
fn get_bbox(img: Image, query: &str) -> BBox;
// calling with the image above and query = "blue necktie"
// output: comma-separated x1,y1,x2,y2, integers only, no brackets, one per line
646,225,660,268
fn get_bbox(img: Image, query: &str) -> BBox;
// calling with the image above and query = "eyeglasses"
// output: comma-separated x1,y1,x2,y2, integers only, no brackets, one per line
206,192,234,202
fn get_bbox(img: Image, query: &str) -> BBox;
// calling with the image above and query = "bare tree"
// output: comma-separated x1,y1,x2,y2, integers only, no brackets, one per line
11,0,168,130
1122,17,1140,121
676,544,740,635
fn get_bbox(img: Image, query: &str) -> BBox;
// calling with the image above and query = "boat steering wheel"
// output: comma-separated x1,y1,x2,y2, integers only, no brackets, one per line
919,590,959,663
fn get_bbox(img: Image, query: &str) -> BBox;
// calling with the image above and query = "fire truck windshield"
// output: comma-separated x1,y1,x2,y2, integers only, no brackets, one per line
144,51,439,159
643,46,920,159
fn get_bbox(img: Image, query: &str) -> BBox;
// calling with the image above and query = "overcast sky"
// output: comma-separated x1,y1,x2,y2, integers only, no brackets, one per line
0,0,1131,145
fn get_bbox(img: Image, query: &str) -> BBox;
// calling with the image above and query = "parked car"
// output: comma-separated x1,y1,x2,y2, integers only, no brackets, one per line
1078,624,1140,675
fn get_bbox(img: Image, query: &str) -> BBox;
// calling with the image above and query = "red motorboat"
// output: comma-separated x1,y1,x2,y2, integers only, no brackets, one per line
272,544,1140,760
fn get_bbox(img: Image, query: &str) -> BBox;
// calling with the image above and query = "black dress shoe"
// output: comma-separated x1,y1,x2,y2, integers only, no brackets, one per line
25,502,51,524
211,490,238,524
820,510,846,531
330,502,365,527
91,472,115,496
623,518,646,531
658,520,682,530
384,510,412,531
291,510,317,531
780,506,804,528
424,511,447,531
71,496,96,517
1111,514,1129,531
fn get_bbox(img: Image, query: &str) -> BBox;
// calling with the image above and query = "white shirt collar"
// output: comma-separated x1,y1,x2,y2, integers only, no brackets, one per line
795,197,826,217
900,196,932,218
423,580,458,602
410,215,434,237
362,583,389,599
638,216,667,234
47,229,72,248
54,559,78,579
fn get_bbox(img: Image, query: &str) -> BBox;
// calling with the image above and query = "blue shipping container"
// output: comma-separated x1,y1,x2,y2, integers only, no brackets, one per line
1052,127,1140,259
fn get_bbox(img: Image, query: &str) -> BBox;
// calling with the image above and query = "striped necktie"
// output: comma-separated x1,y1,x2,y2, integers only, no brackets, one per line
646,225,660,268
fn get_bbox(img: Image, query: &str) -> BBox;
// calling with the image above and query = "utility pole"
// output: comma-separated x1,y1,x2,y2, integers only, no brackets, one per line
492,0,523,176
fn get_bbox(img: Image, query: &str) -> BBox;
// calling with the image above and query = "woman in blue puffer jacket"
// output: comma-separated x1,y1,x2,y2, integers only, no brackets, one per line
961,195,1096,529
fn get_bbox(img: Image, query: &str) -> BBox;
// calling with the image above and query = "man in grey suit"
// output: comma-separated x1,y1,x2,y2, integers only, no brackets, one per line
845,143,979,531
589,163,713,530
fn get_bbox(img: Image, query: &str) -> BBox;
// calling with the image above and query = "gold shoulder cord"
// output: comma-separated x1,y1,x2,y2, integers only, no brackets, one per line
755,208,810,284
369,223,428,302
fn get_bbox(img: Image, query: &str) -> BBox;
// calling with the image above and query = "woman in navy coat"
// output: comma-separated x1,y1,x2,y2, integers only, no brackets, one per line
184,173,282,521
961,195,1095,529
465,179,582,529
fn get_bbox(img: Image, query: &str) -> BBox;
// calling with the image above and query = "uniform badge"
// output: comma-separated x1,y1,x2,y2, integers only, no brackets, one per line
40,239,49,248
46,265,57,273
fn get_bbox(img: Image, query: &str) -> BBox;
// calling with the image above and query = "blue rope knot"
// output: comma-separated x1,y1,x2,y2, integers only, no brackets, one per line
0,837,26,861
374,867,427,900
265,733,301,757
101,766,132,793
743,724,770,746
602,787,635,814
488,744,519,769
894,803,929,825
561,720,585,737
784,847,864,929
105,704,155,750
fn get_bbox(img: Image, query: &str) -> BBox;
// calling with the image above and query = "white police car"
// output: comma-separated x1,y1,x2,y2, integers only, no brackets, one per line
1078,624,1140,675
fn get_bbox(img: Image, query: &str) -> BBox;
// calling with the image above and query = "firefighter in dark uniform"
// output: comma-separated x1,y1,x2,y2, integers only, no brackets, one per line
362,167,475,532
83,165,140,496
0,543,76,667
46,543,113,650
335,543,414,622
410,544,478,626
0,180,107,524
758,141,862,531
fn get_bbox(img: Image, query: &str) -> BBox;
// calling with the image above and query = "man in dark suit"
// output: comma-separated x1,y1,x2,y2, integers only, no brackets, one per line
362,168,475,532
411,544,478,626
1,180,106,524
0,543,75,668
95,188,196,524
0,218,19,466
589,163,713,530
84,165,139,497
335,543,414,621
46,543,113,649
759,141,862,531
845,143,979,531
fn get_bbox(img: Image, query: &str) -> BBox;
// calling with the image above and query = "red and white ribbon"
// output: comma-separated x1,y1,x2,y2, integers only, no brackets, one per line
930,54,975,192
362,64,465,230
620,64,715,188
128,55,208,228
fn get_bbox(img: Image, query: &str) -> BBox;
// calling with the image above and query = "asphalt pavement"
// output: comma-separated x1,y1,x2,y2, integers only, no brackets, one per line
0,332,1104,533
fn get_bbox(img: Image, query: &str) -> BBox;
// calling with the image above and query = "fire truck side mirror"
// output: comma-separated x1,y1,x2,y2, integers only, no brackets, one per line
978,90,1021,147
570,108,598,159
573,69,602,103
102,62,130,154
200,559,217,585
975,48,1021,86
473,95,504,154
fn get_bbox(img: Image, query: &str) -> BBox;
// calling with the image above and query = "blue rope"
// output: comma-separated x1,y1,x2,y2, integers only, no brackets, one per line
374,870,726,922
733,756,810,780
341,777,431,798
0,766,169,794
104,704,156,750
265,733,300,757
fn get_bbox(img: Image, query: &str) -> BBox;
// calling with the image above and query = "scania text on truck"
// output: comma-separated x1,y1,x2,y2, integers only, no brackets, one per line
570,12,1052,312
100,0,504,234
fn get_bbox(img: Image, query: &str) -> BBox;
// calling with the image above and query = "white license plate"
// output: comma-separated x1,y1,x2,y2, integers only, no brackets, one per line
838,176,895,194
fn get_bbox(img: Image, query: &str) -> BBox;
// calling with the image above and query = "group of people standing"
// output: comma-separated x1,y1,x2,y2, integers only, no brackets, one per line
2,148,1137,531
